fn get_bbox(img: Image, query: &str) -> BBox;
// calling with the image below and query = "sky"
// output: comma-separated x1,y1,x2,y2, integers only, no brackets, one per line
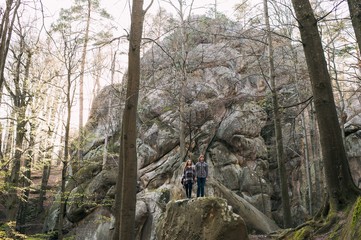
44,0,239,28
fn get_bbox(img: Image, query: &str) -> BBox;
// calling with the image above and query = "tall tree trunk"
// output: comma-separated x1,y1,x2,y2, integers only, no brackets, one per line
119,0,144,236
0,0,20,98
110,50,117,85
179,1,187,161
38,156,51,212
15,50,34,232
5,45,31,221
16,119,35,232
291,0,361,211
112,125,124,240
113,1,146,239
6,115,26,220
57,71,73,240
0,0,21,165
38,86,60,212
263,0,292,227
347,0,361,56
309,102,323,210
290,42,314,215
77,0,92,166
301,112,313,215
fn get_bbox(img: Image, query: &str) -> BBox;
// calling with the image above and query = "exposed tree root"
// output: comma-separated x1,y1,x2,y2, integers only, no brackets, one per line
272,194,354,239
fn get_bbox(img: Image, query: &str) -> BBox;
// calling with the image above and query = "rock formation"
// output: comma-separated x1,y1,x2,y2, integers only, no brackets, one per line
43,15,361,239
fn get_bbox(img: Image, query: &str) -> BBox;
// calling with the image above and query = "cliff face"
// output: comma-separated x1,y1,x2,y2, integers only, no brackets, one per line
44,16,361,239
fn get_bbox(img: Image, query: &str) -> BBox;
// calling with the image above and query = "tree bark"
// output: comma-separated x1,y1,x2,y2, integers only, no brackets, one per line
16,119,35,232
5,43,32,221
0,0,21,165
38,158,51,212
57,69,73,240
263,0,292,227
347,0,361,56
0,0,20,97
179,1,187,162
77,0,92,165
291,0,361,211
15,50,34,232
113,1,146,239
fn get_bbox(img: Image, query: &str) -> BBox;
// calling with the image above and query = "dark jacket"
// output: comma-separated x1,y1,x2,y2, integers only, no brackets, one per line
195,161,208,178
183,166,196,184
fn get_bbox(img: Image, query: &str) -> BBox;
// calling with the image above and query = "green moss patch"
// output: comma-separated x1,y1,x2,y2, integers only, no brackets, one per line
289,225,312,240
340,197,361,240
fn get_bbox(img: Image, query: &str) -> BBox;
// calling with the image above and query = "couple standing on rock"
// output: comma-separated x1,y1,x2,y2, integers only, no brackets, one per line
182,154,208,199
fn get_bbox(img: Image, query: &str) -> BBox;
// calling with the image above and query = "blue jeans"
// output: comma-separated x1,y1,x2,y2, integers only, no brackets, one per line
197,177,206,197
184,181,193,198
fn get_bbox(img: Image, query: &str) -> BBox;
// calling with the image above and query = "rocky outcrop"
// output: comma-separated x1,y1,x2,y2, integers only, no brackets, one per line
44,16,317,239
209,180,278,234
345,131,361,187
156,197,249,240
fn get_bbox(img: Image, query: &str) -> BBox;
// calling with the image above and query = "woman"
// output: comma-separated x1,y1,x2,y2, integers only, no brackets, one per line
183,159,196,199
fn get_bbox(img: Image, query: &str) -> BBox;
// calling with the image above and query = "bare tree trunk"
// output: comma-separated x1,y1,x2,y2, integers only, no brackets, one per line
57,70,73,240
119,0,144,236
263,0,292,227
77,0,92,166
112,125,124,240
92,48,103,98
179,1,187,161
110,50,117,85
16,119,35,232
38,86,61,211
0,0,21,98
301,112,313,215
15,50,34,232
103,101,112,167
6,113,26,220
291,0,361,211
0,0,21,165
309,102,323,210
38,156,51,212
113,1,148,239
290,41,314,216
5,46,32,221
347,0,361,56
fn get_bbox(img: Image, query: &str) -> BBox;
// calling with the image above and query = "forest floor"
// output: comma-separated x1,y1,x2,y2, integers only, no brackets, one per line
25,164,63,235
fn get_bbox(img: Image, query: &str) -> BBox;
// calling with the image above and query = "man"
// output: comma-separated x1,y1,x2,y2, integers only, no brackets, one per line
195,154,208,197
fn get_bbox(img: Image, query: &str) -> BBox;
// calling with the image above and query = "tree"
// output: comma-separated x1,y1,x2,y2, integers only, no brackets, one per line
162,0,197,161
57,64,74,240
50,14,81,239
0,0,20,98
291,0,361,212
347,0,361,56
0,0,21,170
4,22,34,221
78,0,92,164
263,0,292,228
113,0,152,239
54,0,112,167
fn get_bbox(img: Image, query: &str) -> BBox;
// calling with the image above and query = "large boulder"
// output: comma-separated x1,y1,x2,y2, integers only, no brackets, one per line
345,131,361,187
156,197,249,240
